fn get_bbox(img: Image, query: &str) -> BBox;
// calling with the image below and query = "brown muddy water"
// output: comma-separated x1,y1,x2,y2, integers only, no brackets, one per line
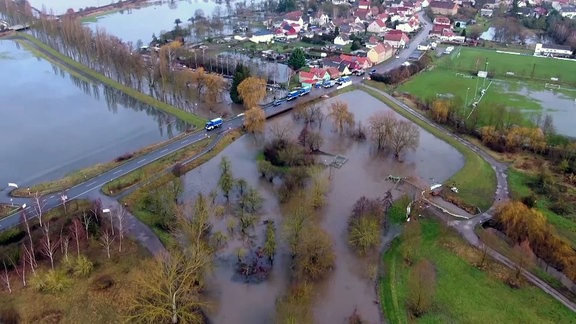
181,90,464,323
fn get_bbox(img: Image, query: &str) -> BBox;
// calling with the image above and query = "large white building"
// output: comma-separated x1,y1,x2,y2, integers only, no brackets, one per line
534,43,573,58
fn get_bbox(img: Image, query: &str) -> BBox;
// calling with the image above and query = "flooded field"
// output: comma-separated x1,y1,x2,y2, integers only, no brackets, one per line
0,39,184,187
499,81,576,138
26,0,108,14
181,90,464,323
85,0,261,45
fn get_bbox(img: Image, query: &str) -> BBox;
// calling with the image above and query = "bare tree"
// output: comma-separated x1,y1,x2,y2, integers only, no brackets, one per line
23,241,36,275
407,259,436,317
115,207,127,253
100,229,115,259
2,260,11,293
40,223,60,270
390,120,420,159
71,217,84,256
328,101,355,134
80,211,92,239
61,233,70,263
33,191,46,227
368,111,396,150
20,210,36,269
11,256,25,287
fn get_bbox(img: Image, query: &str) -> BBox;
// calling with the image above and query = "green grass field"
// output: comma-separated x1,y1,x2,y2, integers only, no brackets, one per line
380,219,576,323
439,47,576,85
507,168,576,247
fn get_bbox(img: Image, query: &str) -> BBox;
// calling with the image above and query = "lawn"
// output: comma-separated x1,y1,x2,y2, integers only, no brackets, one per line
362,86,496,211
438,47,576,85
0,204,19,219
380,218,576,324
397,69,542,113
507,168,576,247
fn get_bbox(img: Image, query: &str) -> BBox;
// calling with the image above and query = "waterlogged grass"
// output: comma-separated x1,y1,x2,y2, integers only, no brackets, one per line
507,168,576,246
439,47,576,85
396,69,542,114
16,33,205,128
362,85,495,211
380,219,576,323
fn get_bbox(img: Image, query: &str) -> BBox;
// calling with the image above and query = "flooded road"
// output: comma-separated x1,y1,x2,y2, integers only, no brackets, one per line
181,90,463,323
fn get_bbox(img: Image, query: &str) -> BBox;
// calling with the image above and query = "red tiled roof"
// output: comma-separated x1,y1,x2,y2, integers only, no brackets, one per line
284,10,302,21
299,71,315,80
384,30,408,41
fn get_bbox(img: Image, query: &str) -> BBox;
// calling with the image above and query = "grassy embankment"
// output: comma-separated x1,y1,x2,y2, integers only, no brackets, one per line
380,218,576,323
0,204,20,220
9,134,193,198
8,33,205,197
362,86,496,212
0,201,149,323
101,137,213,196
120,130,242,246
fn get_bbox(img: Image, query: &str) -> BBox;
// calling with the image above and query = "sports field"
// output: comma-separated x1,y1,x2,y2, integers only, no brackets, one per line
438,47,576,85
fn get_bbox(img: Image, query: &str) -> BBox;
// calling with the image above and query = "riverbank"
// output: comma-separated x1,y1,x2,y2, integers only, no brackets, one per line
10,33,205,128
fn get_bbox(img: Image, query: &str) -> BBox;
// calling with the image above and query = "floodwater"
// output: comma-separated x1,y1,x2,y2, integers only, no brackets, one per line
0,39,185,187
499,81,576,138
181,90,463,323
181,136,289,324
85,0,258,45
26,0,108,15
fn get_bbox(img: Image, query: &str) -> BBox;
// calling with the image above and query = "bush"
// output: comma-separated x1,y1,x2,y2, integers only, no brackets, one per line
30,269,72,293
0,228,25,245
293,227,334,282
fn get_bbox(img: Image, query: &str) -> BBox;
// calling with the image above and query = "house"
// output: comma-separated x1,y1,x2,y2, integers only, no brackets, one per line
433,16,451,26
250,30,274,43
367,42,394,64
367,19,388,33
341,54,373,69
483,0,499,9
326,66,341,79
429,1,459,15
338,62,352,75
359,0,371,9
534,43,573,57
310,67,331,81
334,34,352,46
366,35,381,48
284,10,304,26
311,11,330,26
396,16,420,32
354,8,372,21
383,30,410,48
480,8,493,17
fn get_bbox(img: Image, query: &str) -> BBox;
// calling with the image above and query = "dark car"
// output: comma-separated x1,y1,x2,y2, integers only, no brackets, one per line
272,100,282,106
369,69,377,75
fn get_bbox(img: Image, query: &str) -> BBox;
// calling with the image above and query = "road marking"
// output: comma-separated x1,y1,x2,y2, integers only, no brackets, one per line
49,195,54,199
86,181,97,187
112,169,123,175
137,158,147,164
160,148,169,153
181,139,190,144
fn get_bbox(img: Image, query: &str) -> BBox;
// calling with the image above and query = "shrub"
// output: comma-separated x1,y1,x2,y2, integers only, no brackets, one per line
30,269,72,293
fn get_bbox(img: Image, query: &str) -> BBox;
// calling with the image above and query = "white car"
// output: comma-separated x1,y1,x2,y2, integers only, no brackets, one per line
395,55,400,59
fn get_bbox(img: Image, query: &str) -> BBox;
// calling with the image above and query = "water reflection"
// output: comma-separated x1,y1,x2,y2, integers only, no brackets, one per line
0,39,186,186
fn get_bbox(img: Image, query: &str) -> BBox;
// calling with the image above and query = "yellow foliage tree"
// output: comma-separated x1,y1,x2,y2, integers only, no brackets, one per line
328,101,355,134
431,99,450,123
243,107,266,134
237,77,267,109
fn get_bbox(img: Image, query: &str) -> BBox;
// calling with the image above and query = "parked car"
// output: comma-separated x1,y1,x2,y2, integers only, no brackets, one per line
369,69,377,75
272,100,282,106
323,80,335,88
